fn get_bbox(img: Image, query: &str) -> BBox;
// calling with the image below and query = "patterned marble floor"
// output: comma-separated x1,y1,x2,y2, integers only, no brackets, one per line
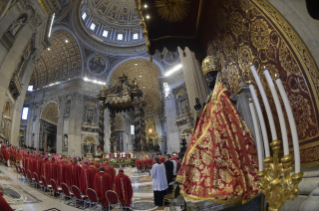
0,164,180,211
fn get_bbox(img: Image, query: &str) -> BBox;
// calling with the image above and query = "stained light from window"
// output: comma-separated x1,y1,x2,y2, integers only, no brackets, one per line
27,85,33,91
22,107,29,120
82,12,87,20
133,33,138,40
102,30,108,37
117,34,123,40
90,23,96,30
131,125,135,135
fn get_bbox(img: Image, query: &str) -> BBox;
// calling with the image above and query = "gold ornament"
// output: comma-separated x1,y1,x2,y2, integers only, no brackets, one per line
258,140,303,211
155,0,191,23
201,56,221,76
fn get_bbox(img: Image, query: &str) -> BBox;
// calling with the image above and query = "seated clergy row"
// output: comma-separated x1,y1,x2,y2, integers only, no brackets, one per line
19,154,133,208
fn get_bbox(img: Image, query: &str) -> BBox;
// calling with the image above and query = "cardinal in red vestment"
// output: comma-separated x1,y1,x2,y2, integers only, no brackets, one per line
93,167,114,206
103,163,116,183
159,156,166,164
115,169,133,208
67,157,82,188
79,160,94,194
3,146,10,166
45,157,58,184
41,157,48,179
57,159,67,186
176,57,260,204
138,159,145,171
34,154,43,178
0,184,14,211
90,162,99,178
135,158,139,170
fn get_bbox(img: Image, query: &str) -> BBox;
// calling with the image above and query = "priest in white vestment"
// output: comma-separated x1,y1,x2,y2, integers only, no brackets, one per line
151,157,168,206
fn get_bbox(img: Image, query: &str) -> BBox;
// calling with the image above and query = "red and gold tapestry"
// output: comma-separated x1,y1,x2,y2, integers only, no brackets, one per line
177,78,260,204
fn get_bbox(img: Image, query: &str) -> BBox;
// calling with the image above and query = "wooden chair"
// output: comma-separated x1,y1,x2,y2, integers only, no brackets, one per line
60,183,74,204
21,167,27,180
71,185,88,207
14,164,21,179
18,166,23,179
51,179,63,201
86,188,105,211
105,190,122,211
41,175,52,194
163,185,180,210
33,172,43,190
27,169,35,187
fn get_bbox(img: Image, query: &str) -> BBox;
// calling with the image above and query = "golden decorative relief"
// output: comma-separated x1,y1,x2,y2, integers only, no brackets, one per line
250,19,269,49
238,45,252,71
154,0,191,23
38,0,50,14
109,58,161,115
279,42,300,73
229,12,244,36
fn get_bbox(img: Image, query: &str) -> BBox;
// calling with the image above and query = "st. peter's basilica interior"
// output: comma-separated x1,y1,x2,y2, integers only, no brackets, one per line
0,0,319,210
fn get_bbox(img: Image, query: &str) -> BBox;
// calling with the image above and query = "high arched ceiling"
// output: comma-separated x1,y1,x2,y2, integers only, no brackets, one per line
30,30,82,89
87,0,140,26
80,0,144,47
41,102,59,124
109,58,162,115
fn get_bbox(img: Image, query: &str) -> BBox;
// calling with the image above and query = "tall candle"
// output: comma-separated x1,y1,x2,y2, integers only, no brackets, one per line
249,99,264,171
249,83,270,157
264,69,289,155
275,77,300,173
250,64,278,141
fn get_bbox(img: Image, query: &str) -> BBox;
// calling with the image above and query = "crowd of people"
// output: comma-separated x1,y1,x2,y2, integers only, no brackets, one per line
0,143,133,210
136,154,181,206
0,142,182,209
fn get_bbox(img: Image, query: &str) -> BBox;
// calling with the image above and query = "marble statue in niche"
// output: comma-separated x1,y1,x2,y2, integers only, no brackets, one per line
85,100,96,124
88,56,106,74
63,134,68,149
65,100,71,116
86,110,94,123
86,144,92,153
8,15,27,36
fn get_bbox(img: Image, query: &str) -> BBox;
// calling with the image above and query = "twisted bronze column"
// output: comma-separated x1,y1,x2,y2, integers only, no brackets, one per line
110,111,116,153
98,102,105,151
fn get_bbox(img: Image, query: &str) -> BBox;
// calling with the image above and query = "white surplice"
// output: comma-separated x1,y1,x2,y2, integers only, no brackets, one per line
151,163,168,191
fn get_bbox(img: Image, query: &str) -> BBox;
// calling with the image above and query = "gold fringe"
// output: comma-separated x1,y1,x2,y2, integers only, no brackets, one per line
180,189,262,205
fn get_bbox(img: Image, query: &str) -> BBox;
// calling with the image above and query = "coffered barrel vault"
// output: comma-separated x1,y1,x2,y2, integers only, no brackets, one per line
30,30,82,89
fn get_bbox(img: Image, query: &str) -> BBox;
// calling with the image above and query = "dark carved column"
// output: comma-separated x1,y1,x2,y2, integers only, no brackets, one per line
98,102,105,151
140,103,147,151
110,111,116,153
133,97,141,151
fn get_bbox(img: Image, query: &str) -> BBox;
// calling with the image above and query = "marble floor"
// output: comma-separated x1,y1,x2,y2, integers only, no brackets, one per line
0,164,180,211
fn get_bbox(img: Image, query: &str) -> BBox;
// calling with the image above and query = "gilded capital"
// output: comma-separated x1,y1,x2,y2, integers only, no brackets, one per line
201,56,221,76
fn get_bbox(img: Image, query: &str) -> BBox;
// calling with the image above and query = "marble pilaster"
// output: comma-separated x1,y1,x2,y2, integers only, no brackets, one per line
56,96,65,154
178,47,208,119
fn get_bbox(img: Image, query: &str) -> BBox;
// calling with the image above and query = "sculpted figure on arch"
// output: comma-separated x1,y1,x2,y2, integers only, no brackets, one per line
176,56,260,204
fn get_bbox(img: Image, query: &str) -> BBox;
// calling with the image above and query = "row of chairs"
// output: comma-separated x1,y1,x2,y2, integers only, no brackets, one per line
14,164,122,211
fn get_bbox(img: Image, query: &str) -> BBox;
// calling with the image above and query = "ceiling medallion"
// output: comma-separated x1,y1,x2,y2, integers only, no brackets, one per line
154,0,191,23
